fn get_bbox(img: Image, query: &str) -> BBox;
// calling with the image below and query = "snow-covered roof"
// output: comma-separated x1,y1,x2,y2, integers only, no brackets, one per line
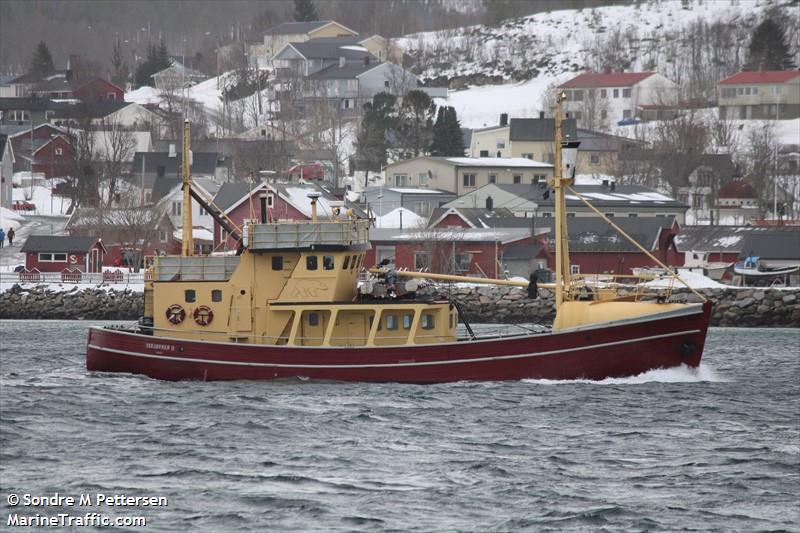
443,157,551,168
173,227,215,242
378,227,531,244
375,207,425,229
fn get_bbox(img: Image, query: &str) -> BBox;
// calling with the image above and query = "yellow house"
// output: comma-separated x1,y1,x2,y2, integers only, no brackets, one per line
263,20,358,58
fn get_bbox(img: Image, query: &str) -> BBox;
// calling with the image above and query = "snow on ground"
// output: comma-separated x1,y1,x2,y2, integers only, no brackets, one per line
640,269,729,289
0,207,23,232
126,71,244,119
375,207,425,229
12,185,71,216
436,76,569,128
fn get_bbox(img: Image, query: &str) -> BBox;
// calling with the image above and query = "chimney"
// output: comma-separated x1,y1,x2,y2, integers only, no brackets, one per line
168,143,176,157
499,113,508,127
539,111,545,119
339,56,345,68
485,195,494,210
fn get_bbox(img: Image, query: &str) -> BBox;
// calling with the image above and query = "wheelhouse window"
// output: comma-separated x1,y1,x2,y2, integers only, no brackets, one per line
308,312,319,326
185,289,196,303
403,313,413,330
343,255,350,270
386,314,398,330
306,255,318,270
323,255,334,270
350,255,357,270
211,289,222,302
272,256,283,270
421,313,435,330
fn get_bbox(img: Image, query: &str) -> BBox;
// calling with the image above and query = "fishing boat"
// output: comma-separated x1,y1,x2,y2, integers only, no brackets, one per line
733,255,798,286
683,251,732,281
86,94,713,382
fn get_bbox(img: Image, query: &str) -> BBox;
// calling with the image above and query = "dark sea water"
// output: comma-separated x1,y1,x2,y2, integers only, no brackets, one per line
0,320,798,532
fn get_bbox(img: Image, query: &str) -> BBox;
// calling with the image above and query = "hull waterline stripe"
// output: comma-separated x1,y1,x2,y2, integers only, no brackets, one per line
88,329,702,370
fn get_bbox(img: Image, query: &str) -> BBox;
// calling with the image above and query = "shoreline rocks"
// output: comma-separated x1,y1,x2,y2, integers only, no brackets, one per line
1,284,798,327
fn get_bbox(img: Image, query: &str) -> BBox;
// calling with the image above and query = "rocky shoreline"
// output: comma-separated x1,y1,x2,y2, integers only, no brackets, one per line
0,284,798,327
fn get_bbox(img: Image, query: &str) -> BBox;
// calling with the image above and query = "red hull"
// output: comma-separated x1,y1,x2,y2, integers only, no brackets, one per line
86,302,712,383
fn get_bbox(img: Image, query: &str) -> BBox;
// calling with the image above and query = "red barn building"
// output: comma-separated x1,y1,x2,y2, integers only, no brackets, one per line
21,235,106,272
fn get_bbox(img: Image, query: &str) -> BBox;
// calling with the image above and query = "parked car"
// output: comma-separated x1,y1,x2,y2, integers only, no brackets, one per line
12,200,35,211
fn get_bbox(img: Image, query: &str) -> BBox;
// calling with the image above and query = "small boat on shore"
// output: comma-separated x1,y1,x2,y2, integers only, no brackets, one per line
86,96,712,383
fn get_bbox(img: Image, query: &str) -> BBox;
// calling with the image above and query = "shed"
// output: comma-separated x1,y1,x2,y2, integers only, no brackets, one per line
21,235,106,272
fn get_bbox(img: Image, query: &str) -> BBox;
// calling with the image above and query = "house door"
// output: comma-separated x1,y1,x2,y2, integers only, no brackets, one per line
90,248,100,272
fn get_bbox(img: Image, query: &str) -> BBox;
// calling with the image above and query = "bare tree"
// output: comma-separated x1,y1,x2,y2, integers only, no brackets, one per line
745,122,778,217
95,117,136,207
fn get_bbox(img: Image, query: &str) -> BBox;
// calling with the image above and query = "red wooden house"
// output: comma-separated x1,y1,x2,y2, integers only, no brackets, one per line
21,235,106,273
74,78,125,102
211,182,366,249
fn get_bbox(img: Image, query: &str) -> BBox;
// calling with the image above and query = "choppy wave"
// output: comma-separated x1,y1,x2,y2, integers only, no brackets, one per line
1,321,798,532
522,363,727,385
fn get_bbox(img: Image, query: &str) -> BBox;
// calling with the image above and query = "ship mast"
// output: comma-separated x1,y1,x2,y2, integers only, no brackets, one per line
553,91,573,308
181,119,193,256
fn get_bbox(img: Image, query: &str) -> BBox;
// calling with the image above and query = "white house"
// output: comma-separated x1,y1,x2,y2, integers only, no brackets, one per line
559,71,678,126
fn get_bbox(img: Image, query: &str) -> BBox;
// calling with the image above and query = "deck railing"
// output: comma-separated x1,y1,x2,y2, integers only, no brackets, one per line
1,269,145,286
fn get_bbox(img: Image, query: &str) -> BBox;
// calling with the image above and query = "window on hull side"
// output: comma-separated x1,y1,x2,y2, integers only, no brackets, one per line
306,256,318,270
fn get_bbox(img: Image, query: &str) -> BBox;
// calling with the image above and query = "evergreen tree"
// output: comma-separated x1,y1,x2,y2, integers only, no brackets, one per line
396,90,435,157
111,39,130,88
30,41,55,78
430,106,465,156
356,92,397,170
133,40,171,88
746,17,794,71
293,0,319,22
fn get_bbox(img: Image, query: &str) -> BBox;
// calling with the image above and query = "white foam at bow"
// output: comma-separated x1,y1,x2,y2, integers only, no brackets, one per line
522,364,727,385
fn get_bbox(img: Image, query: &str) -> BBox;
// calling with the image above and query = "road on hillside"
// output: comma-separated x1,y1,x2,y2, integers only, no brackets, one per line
0,214,69,269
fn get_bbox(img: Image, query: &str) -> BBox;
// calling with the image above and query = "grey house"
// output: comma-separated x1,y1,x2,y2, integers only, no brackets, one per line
362,186,456,217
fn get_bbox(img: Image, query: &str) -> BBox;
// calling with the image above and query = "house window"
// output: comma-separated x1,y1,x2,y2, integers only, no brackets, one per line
605,213,615,218
522,153,533,160
454,253,471,272
488,174,497,184
386,314,398,330
772,86,782,96
737,87,744,95
463,174,476,187
570,264,580,275
479,150,489,157
622,109,632,119
415,201,431,216
613,89,619,98
590,155,600,165
323,255,334,270
419,173,428,186
752,87,759,95
343,99,351,109
414,252,431,270
572,90,583,101
394,174,408,187
600,89,607,98
9,110,30,122
375,246,394,265
55,147,63,156
159,229,168,243
306,255,318,270
628,213,638,217
185,289,196,303
272,256,283,270
421,313,435,329
171,201,181,216
513,175,522,184
542,212,552,218
745,87,751,95
384,80,390,88
496,141,505,149
622,88,631,97
107,92,116,100
38,252,68,262
692,196,705,209
574,111,582,120
212,289,222,302
534,174,546,183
